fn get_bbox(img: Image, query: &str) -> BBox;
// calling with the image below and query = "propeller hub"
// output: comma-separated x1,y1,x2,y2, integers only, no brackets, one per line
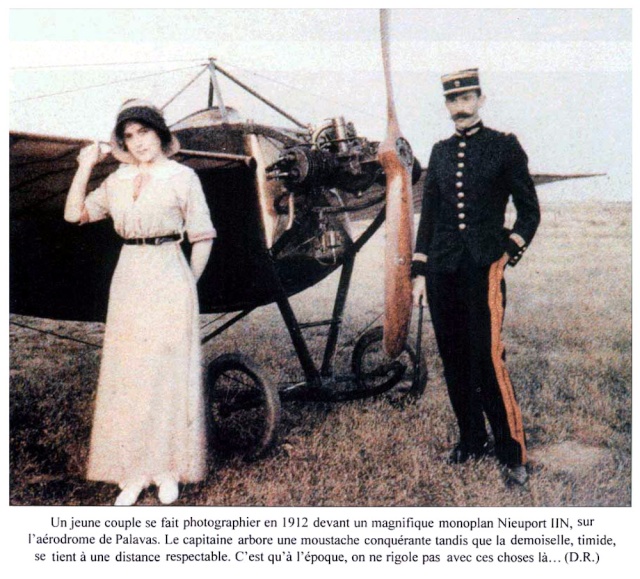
395,137,413,169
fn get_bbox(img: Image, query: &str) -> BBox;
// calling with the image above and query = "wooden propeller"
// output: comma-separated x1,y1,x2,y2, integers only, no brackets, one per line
378,9,414,358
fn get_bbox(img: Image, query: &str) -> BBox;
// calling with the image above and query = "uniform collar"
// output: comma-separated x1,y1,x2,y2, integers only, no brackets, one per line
455,120,484,138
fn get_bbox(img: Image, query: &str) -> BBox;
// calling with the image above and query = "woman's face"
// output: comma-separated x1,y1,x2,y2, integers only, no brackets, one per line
122,121,165,165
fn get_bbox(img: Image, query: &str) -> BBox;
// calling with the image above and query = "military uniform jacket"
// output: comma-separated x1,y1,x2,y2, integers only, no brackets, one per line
415,123,540,272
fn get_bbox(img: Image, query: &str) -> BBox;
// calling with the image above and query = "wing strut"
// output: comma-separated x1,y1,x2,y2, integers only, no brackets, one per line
208,58,229,121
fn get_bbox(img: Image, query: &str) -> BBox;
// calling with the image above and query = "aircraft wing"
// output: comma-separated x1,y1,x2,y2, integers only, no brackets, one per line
9,130,251,217
531,172,606,186
345,169,605,222
10,132,124,321
10,132,120,217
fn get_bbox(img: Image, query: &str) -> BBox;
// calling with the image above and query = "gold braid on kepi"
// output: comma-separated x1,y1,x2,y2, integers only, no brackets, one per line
441,68,480,96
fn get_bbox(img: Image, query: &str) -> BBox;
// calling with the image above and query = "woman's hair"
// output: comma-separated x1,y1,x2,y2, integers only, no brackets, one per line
115,118,173,153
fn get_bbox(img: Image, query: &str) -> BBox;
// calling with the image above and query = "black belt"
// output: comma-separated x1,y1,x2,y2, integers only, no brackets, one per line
122,234,181,246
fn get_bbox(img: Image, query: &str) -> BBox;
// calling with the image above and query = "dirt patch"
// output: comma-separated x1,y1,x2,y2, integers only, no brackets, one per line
530,441,612,476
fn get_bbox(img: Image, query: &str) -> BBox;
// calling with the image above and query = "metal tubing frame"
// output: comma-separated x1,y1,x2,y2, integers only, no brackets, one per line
256,246,322,388
214,63,308,130
208,60,229,120
198,205,387,397
160,66,208,111
273,207,386,387
318,209,385,376
320,252,356,376
275,292,322,389
353,205,386,252
200,308,255,345
178,148,254,165
277,208,386,386
412,300,425,392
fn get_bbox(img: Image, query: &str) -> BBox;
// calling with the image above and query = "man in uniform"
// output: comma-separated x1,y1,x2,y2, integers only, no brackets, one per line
411,68,540,485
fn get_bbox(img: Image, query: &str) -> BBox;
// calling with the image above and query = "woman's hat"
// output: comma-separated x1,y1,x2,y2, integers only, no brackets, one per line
110,99,181,164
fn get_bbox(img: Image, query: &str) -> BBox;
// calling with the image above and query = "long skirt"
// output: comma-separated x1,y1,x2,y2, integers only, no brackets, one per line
86,242,206,486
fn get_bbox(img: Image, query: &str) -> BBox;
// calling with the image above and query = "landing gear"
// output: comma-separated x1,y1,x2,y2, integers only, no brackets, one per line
350,326,427,403
206,354,281,460
205,325,427,458
202,214,428,457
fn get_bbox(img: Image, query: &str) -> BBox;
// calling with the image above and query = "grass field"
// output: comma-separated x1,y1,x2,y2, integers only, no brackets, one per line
9,198,631,507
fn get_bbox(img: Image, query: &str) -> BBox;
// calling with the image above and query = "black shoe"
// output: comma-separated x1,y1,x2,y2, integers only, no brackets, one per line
448,441,493,464
505,464,529,486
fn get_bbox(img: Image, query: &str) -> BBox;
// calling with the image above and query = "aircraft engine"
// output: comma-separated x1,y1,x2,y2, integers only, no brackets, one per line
266,116,381,195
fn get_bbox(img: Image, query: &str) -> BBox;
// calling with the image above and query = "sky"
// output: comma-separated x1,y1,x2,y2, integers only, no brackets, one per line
8,7,633,199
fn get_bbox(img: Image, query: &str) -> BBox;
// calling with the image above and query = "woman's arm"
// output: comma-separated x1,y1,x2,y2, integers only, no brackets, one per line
190,239,213,282
64,142,107,223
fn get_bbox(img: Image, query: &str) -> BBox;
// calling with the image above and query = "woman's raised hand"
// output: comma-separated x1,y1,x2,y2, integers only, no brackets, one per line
65,142,110,222
77,141,108,169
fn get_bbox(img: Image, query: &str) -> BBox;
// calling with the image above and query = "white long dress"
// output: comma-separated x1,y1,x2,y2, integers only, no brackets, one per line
81,159,216,487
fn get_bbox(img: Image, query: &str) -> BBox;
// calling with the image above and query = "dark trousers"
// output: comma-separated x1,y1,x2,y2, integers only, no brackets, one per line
426,252,526,466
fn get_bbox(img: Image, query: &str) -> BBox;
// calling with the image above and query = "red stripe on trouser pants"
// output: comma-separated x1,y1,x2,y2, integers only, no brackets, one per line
488,257,526,464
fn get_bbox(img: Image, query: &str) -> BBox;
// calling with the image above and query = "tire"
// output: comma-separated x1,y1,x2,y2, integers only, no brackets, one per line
349,326,427,403
206,354,281,460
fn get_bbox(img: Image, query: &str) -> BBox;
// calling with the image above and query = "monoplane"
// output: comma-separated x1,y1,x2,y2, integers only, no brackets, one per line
9,11,600,459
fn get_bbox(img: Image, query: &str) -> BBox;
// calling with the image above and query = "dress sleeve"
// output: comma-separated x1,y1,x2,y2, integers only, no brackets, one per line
80,176,110,224
182,169,216,243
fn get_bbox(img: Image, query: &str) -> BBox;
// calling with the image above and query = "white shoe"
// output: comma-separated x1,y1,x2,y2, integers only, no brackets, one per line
114,483,144,506
157,478,180,505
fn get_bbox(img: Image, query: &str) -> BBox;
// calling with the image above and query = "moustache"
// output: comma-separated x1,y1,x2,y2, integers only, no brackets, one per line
452,113,472,120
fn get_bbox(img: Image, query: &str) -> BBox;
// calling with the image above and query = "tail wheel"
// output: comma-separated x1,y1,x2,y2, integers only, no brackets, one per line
350,326,427,403
206,354,281,460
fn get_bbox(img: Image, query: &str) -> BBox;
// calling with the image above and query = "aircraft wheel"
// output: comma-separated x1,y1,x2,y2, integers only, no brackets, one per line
349,326,427,403
206,354,281,460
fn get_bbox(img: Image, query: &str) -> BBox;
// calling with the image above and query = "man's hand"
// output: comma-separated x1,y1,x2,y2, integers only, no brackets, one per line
412,275,427,307
505,237,526,266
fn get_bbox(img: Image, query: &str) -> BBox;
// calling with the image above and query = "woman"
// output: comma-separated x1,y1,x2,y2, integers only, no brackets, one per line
65,99,215,505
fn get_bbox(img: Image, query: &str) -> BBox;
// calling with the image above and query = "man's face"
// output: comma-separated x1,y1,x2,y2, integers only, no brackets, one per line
445,90,485,129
